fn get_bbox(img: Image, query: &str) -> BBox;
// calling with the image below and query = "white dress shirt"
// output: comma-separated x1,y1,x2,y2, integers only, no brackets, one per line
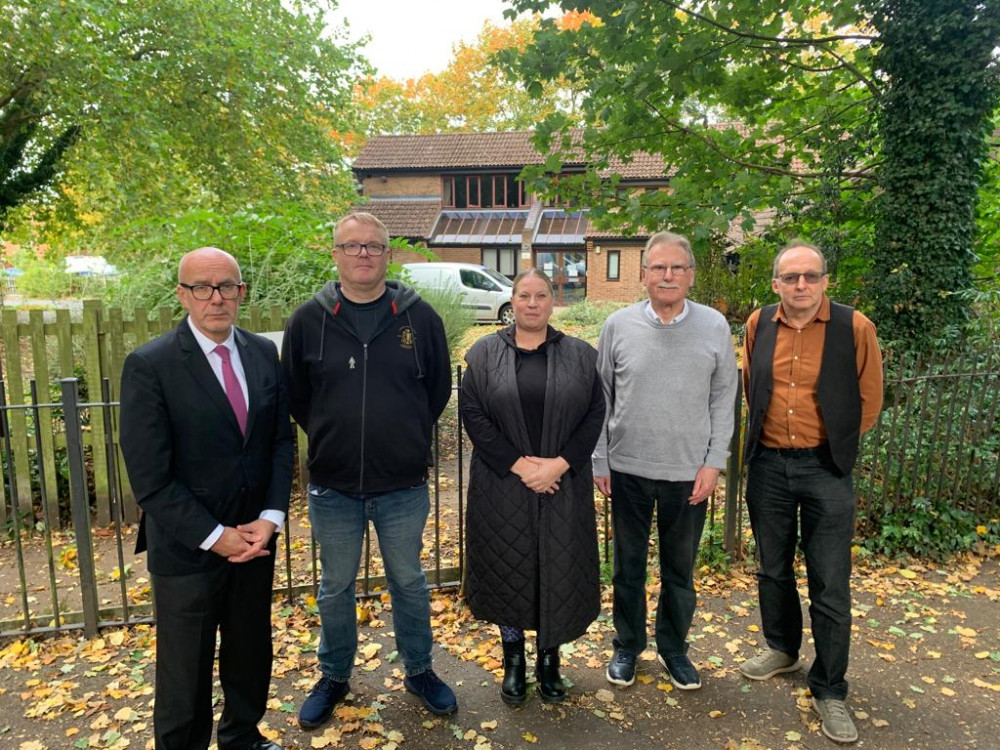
644,298,689,325
186,318,286,550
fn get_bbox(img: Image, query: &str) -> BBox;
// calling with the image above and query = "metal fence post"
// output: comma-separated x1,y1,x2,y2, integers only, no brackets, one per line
723,371,744,557
61,377,100,637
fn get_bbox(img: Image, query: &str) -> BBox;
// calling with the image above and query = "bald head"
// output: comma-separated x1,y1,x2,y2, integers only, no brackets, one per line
176,246,246,344
178,247,242,284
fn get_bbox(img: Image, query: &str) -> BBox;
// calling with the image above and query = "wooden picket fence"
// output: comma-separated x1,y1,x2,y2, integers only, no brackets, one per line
1,300,997,538
0,300,288,530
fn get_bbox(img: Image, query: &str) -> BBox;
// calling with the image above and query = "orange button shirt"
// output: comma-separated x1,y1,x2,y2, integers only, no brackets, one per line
743,297,883,449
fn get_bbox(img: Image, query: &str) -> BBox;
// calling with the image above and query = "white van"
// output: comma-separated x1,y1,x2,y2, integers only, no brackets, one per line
403,262,515,325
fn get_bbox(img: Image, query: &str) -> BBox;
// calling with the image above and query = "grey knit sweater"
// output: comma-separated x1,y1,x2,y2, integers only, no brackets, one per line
592,300,739,481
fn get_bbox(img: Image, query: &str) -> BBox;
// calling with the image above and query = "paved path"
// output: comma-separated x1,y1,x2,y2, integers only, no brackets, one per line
1,557,998,749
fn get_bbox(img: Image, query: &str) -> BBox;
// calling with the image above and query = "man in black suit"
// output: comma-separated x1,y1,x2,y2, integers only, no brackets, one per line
120,247,292,750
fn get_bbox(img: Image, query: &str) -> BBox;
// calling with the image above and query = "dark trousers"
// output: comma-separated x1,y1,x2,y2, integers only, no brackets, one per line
745,448,855,700
610,471,707,658
151,551,276,750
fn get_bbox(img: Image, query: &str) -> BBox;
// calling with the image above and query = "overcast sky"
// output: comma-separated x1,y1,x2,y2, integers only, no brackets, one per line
327,0,520,80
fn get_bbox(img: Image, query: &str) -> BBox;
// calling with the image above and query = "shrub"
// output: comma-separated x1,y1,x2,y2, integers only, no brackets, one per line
104,256,180,313
862,498,999,562
412,285,474,359
9,250,73,299
556,298,628,326
690,238,775,332
554,299,627,342
855,334,1000,559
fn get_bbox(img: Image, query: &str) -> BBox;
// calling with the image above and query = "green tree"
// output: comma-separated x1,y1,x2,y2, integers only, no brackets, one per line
0,89,79,221
0,0,366,239
505,0,1000,348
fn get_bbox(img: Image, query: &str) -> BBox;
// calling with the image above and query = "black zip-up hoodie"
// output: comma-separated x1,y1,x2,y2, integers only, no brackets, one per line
281,280,451,494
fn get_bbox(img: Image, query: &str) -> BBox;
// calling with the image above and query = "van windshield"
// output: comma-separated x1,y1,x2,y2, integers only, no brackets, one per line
482,268,513,287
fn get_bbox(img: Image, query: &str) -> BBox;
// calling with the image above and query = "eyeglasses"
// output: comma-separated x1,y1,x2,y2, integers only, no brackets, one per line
644,264,692,277
336,242,387,256
179,282,243,300
776,271,826,285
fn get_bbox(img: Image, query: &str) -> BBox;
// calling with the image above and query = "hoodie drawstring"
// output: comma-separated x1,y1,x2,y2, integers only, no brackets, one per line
318,307,328,361
406,309,424,380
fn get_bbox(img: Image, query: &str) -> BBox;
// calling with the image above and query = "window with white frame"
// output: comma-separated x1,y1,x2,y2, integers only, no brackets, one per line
482,247,518,278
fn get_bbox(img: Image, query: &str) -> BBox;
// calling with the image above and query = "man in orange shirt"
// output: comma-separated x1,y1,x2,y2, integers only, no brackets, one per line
740,242,883,745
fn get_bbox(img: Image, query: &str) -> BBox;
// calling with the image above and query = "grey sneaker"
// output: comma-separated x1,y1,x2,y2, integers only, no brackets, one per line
812,697,858,744
738,648,802,680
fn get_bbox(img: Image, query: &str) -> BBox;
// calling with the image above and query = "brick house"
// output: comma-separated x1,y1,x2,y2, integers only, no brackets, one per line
351,131,670,305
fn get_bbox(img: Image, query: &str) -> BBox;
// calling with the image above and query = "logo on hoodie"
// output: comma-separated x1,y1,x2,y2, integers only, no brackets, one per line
398,326,415,350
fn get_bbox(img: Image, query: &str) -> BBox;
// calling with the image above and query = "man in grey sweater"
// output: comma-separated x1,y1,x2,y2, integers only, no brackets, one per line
594,231,738,691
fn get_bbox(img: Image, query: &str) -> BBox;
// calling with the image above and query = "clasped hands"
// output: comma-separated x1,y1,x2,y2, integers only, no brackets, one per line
210,518,278,563
511,455,570,494
594,466,720,506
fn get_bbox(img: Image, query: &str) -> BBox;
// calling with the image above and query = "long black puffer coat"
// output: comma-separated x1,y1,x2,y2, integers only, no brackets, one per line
461,326,604,650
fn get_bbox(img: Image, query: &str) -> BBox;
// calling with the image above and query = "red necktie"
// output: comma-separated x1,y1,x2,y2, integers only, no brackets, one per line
213,345,247,435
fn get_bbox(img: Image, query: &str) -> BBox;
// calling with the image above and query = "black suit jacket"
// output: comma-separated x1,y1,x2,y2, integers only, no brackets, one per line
119,318,294,576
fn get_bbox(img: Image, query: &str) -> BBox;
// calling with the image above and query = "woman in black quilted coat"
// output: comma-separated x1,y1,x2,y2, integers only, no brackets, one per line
461,268,605,706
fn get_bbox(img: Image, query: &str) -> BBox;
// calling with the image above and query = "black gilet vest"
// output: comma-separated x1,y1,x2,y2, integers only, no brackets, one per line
744,301,861,476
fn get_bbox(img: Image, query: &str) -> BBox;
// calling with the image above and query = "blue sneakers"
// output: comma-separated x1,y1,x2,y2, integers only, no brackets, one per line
298,676,350,730
404,669,459,715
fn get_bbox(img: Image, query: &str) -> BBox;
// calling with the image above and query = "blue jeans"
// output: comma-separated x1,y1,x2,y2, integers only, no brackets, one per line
609,471,707,658
308,483,433,681
745,448,856,700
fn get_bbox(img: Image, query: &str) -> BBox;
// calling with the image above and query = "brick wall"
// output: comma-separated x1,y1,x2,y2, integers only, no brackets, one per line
391,250,430,265
362,175,442,197
431,247,483,264
586,243,645,303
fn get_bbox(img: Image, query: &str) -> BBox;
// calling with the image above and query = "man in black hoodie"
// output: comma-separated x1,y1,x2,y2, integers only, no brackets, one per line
282,212,455,728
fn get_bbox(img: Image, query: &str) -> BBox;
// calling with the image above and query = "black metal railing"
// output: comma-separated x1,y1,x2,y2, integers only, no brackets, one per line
1,354,998,638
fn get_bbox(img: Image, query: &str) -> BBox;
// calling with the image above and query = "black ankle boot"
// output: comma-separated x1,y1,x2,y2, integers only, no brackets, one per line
536,646,567,703
500,639,527,705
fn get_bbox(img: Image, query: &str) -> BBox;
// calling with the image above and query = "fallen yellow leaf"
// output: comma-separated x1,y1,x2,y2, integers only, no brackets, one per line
972,678,1000,693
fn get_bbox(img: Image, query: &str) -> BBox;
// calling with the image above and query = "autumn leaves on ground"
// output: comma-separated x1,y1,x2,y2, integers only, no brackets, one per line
1,544,998,750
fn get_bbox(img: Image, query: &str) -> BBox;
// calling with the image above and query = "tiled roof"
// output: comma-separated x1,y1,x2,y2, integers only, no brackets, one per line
585,223,650,240
355,132,669,180
350,199,441,238
353,132,562,171
604,152,668,180
356,127,793,182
